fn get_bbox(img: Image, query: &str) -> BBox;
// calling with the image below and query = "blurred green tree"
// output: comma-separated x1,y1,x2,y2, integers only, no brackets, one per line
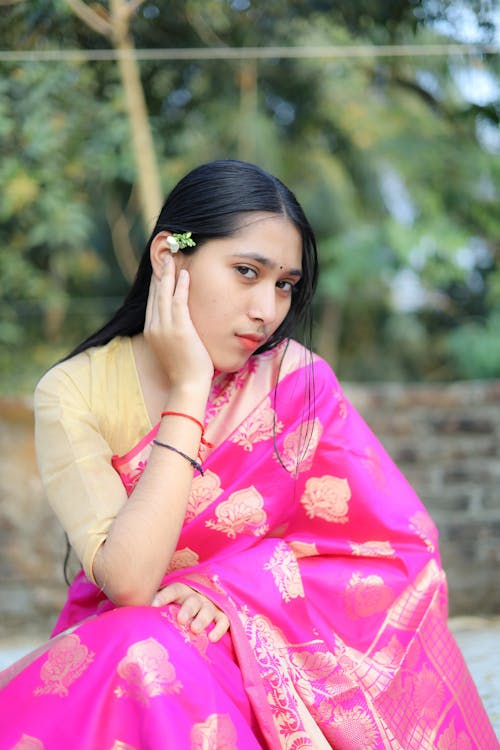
0,0,498,390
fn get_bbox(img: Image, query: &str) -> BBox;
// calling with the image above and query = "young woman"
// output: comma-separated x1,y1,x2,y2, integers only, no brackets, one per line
0,160,496,749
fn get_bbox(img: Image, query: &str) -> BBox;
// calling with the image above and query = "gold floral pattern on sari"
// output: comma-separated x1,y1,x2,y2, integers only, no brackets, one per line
186,470,224,523
411,663,445,720
114,637,182,705
387,559,442,630
350,540,395,557
190,713,238,749
372,635,405,667
289,540,319,559
290,648,339,693
327,706,379,750
119,459,148,495
205,358,259,421
229,396,283,451
11,736,45,750
376,656,453,748
437,719,473,750
360,445,386,487
300,475,350,523
263,541,305,602
239,611,357,748
409,510,438,553
345,572,394,618
276,418,323,475
331,634,406,702
109,742,137,750
34,634,94,697
206,486,268,539
239,611,310,742
334,390,348,420
166,547,200,573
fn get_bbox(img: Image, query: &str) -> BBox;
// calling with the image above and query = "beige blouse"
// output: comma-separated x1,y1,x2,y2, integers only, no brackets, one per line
34,337,151,582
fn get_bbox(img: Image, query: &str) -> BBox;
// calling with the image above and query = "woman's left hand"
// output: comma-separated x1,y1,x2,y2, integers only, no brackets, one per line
151,582,230,642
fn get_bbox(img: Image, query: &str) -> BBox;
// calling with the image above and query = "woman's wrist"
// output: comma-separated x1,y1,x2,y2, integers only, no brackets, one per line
165,382,211,413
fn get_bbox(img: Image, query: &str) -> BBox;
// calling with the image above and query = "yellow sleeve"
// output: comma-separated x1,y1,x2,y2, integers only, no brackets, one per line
34,352,128,584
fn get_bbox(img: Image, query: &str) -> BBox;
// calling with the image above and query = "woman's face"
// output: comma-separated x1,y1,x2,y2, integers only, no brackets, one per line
177,213,303,372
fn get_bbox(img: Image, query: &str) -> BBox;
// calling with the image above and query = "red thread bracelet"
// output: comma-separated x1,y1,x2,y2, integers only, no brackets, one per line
161,410,203,432
160,410,213,448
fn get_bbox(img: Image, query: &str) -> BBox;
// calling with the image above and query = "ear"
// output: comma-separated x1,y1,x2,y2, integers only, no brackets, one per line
150,232,184,280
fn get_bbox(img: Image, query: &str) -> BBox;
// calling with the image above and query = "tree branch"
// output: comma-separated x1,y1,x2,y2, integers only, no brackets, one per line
106,196,139,283
126,0,146,17
185,1,228,47
392,75,444,115
113,0,146,27
64,0,112,37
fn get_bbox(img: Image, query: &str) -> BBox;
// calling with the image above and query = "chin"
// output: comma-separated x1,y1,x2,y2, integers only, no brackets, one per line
211,354,252,374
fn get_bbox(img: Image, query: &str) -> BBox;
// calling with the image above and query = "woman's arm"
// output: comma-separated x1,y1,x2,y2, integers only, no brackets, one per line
35,368,229,637
36,257,215,608
93,258,214,606
92,382,209,606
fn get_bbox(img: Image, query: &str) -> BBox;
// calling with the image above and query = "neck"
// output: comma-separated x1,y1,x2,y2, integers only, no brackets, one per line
131,333,170,396
131,333,214,428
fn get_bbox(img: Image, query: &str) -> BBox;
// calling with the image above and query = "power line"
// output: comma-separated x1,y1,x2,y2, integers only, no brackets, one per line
0,43,498,63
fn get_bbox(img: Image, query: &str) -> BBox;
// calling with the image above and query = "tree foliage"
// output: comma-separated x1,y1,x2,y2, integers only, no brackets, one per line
1,0,499,391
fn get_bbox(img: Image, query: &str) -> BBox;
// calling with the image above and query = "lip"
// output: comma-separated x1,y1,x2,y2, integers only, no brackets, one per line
235,333,266,351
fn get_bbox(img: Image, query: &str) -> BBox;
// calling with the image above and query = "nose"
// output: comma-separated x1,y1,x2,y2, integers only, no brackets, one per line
248,283,277,327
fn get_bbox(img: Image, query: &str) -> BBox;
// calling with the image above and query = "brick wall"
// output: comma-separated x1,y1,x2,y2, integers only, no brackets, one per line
1,382,499,638
0,398,66,639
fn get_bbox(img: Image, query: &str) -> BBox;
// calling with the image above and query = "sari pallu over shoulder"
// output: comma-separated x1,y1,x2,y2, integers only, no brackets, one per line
2,342,497,750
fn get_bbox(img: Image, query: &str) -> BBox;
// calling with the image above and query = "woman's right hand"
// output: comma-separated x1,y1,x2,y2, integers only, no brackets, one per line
144,255,214,393
152,582,230,642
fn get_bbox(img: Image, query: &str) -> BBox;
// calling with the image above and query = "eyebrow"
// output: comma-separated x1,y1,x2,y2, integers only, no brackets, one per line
230,252,302,278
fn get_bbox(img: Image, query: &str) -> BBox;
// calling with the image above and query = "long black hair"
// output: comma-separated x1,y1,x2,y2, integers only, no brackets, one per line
65,159,318,359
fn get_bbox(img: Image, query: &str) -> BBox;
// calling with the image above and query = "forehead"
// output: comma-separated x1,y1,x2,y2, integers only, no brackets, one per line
228,213,303,265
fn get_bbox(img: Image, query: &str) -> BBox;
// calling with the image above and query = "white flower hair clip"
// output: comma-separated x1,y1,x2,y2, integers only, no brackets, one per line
166,231,196,254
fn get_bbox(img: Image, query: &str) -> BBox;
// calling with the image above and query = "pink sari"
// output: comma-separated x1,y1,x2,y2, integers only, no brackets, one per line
0,342,497,749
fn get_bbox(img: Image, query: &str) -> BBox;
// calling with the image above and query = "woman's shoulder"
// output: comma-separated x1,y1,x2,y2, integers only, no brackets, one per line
34,336,131,406
275,339,338,384
250,339,341,400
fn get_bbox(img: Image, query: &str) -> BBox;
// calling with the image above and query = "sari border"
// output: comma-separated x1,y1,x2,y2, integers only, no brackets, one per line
175,575,282,747
111,423,160,467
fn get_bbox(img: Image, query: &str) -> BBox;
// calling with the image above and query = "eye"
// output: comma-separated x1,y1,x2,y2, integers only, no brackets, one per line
276,279,296,294
235,264,257,279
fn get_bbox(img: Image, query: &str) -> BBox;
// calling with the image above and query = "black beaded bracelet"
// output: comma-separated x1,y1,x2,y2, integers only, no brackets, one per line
152,439,204,476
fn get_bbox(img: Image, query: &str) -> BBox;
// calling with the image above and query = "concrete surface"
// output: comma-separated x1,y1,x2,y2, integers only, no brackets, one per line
448,616,500,737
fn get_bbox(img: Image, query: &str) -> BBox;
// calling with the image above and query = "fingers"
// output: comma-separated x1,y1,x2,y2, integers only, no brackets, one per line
146,259,190,332
173,267,190,304
145,255,171,332
169,267,191,328
143,252,213,386
155,256,177,324
208,611,231,642
180,594,211,630
144,268,157,331
151,581,187,607
151,582,230,642
183,600,230,642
